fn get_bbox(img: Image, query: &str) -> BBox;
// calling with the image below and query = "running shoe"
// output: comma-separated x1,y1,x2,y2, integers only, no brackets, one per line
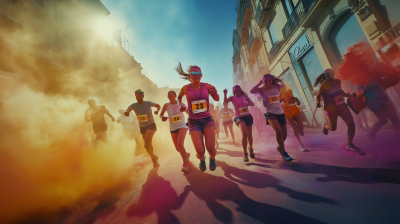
181,166,189,172
199,156,206,171
299,145,307,152
281,152,293,161
249,148,255,159
365,131,376,142
209,158,217,171
321,123,328,135
344,143,361,152
152,155,160,167
243,153,249,162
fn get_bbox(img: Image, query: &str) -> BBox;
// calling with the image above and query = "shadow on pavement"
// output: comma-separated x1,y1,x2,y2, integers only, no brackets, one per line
72,197,119,224
246,158,400,185
218,161,336,205
183,162,325,224
126,168,191,224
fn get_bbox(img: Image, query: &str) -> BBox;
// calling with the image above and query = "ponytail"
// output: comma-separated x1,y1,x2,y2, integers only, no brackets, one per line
175,62,202,81
313,73,326,87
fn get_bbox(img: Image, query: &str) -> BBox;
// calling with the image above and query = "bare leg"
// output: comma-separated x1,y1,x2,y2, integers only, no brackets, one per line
171,128,188,165
228,123,235,143
383,101,400,133
190,131,206,161
238,122,248,153
142,130,155,156
224,125,229,137
203,126,217,159
287,117,303,146
268,119,287,153
245,125,253,150
325,115,338,131
337,107,356,144
293,114,304,136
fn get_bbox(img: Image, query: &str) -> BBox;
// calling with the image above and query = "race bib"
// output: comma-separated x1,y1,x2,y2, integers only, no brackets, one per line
191,100,207,114
223,114,230,119
288,98,296,106
269,95,280,104
335,96,345,105
137,114,148,122
171,115,182,124
239,107,249,115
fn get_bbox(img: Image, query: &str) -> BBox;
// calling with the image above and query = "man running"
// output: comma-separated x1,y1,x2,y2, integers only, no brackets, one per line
85,99,115,144
125,89,161,167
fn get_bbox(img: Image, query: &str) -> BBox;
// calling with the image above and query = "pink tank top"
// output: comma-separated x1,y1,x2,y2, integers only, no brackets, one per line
228,96,250,117
186,83,211,119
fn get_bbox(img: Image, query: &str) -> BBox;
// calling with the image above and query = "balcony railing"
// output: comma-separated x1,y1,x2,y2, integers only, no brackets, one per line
247,28,262,54
268,41,280,62
282,0,317,40
379,22,400,47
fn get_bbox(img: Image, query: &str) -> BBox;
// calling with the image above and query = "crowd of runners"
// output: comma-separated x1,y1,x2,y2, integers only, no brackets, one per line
84,58,400,172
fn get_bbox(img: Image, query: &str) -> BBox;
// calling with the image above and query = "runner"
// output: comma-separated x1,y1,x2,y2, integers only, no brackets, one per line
250,74,293,161
116,109,139,141
176,62,219,171
85,99,115,144
125,89,161,167
314,69,361,152
224,85,255,161
160,90,190,172
280,85,307,152
220,102,235,143
210,104,220,148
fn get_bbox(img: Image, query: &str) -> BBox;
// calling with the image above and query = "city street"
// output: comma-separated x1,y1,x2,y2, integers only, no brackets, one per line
58,122,400,224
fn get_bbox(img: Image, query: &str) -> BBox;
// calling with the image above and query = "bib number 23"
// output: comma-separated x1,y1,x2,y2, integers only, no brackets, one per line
192,100,207,114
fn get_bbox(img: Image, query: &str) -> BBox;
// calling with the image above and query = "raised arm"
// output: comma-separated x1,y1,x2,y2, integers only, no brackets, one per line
223,89,230,104
207,83,219,101
250,80,263,94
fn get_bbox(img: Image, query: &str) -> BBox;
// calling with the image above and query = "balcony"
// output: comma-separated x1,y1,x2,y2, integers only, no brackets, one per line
282,0,318,40
255,2,273,27
247,29,262,54
236,0,251,42
267,41,281,62
378,22,400,48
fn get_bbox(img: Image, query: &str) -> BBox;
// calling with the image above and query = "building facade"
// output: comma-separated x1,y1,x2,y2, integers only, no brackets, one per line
232,0,400,126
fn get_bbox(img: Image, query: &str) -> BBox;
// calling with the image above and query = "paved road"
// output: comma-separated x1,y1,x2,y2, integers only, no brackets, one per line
56,122,400,224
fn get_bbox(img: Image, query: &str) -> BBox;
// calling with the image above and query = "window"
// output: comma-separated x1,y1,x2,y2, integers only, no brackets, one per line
268,22,278,44
283,0,294,17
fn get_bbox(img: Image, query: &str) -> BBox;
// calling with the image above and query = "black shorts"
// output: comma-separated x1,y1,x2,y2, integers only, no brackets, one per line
140,123,157,135
264,113,286,125
234,114,253,126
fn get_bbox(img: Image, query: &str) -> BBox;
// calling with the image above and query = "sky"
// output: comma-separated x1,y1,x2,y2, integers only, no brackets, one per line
101,0,238,94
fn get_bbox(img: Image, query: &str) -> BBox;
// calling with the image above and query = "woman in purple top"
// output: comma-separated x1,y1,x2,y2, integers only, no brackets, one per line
314,69,360,152
250,74,293,161
224,85,255,161
176,63,219,172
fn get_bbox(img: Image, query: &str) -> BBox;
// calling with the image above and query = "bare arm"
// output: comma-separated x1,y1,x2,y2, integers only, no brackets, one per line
243,94,255,107
315,83,324,106
178,85,187,105
250,80,263,94
207,84,220,101
160,104,168,121
103,107,115,121
152,103,161,115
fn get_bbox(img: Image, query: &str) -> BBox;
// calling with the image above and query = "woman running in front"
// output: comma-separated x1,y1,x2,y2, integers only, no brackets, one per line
220,102,235,143
314,69,361,152
160,91,190,172
280,85,307,152
224,85,255,161
250,74,293,161
176,63,219,171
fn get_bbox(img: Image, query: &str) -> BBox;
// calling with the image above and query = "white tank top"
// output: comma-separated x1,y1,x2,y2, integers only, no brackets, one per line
261,85,284,115
166,102,188,131
221,108,232,121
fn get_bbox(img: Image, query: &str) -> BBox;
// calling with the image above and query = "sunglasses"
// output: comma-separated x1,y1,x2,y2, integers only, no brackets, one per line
190,71,202,76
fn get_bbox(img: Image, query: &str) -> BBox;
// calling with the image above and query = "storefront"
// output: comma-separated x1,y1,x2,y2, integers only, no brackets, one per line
288,33,325,125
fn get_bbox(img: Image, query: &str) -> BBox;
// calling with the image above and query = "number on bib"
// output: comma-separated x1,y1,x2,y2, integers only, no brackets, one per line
223,114,230,119
335,96,344,105
288,98,296,106
137,114,148,122
191,100,207,114
239,107,249,115
269,95,280,104
171,115,182,124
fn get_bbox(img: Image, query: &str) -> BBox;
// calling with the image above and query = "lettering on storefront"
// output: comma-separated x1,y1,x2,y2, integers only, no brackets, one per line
289,34,312,62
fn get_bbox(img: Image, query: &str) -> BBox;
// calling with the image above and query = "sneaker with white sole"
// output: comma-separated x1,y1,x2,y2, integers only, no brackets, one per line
321,123,328,135
344,143,361,152
181,166,189,172
299,145,307,152
243,153,249,162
